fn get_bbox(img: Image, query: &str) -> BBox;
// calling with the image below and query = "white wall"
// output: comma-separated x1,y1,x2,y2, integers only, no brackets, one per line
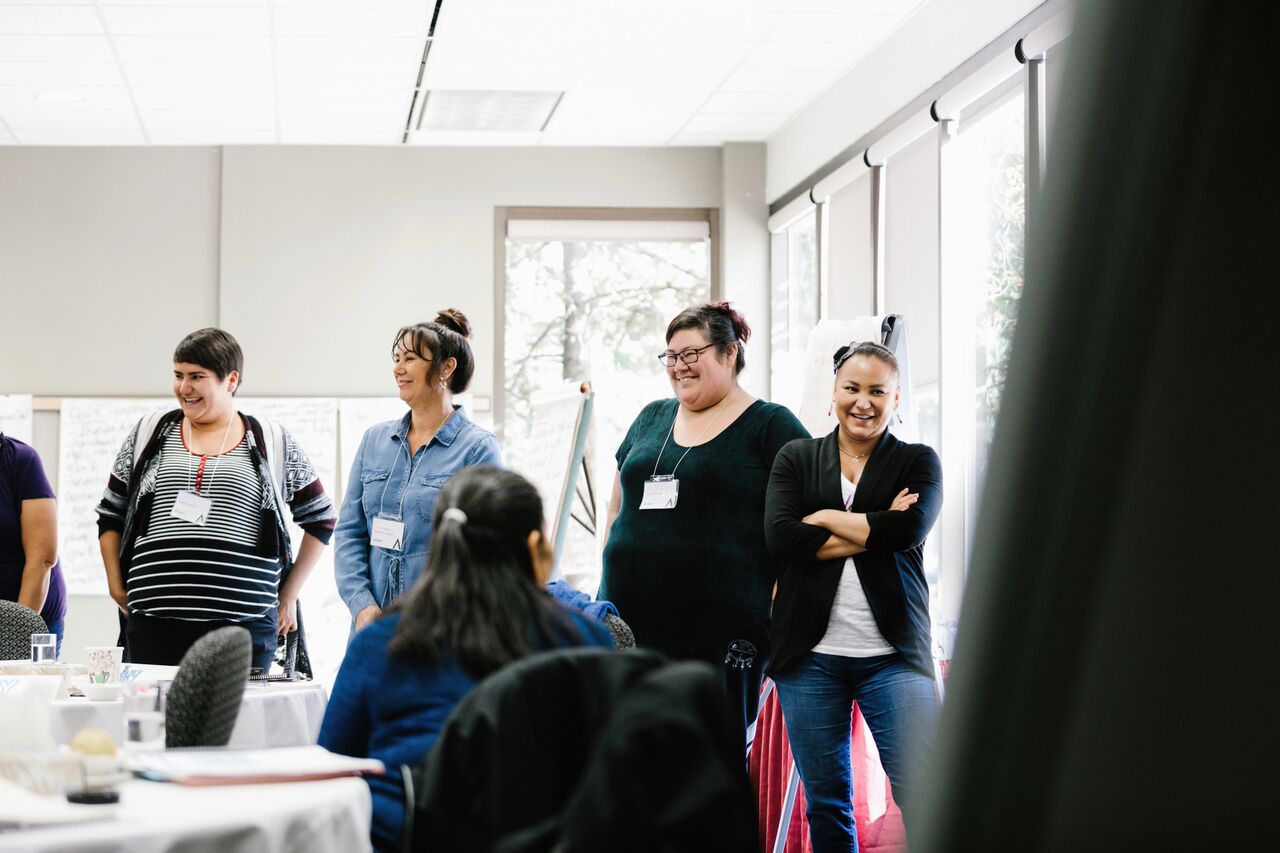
766,0,1046,203
1,143,725,662
719,142,770,398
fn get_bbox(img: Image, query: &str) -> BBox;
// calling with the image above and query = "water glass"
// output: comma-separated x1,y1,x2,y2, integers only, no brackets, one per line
123,684,167,751
30,633,57,663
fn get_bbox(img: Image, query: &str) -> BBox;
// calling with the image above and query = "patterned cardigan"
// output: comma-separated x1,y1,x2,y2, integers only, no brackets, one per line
96,409,336,675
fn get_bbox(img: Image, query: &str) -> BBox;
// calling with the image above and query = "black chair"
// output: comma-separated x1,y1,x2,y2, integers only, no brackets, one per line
0,600,48,661
165,626,251,748
411,647,758,853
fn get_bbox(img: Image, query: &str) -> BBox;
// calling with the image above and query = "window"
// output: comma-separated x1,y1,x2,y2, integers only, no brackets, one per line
501,214,712,594
769,209,818,411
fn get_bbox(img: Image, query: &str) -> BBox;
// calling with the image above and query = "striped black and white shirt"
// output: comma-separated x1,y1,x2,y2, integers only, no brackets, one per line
127,427,279,622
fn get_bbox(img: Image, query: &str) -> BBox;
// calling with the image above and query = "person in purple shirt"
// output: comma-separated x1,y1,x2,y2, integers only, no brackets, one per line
319,465,614,853
0,434,67,651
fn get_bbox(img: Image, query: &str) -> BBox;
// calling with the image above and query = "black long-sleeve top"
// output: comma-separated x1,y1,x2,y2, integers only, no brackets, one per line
763,427,942,678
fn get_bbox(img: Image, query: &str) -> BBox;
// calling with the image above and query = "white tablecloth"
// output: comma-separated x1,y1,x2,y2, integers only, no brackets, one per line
48,682,329,749
0,776,371,853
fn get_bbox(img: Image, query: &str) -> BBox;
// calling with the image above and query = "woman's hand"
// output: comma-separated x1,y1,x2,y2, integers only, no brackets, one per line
278,595,298,634
890,487,919,512
354,603,383,632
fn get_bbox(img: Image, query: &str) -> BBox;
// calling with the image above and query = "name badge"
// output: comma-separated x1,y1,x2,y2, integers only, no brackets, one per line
371,515,405,551
640,475,679,510
171,490,213,525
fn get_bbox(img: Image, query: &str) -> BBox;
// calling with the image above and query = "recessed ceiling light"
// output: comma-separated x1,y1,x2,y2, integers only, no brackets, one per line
35,92,86,104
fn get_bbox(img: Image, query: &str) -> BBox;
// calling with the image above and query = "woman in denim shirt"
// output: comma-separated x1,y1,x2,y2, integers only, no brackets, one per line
335,310,501,632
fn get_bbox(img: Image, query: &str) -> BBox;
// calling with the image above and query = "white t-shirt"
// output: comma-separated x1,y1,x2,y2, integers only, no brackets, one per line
811,474,896,658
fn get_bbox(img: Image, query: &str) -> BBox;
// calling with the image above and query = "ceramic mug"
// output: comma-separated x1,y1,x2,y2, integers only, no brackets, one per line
85,646,124,684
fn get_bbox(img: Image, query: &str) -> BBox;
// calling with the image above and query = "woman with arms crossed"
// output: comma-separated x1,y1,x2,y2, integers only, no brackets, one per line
334,310,500,633
764,341,942,853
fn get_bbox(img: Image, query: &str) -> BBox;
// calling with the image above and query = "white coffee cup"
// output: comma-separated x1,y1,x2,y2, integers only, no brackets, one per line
85,646,124,684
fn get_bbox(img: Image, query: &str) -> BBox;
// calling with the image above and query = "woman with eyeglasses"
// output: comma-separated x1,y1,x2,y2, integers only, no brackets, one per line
334,310,501,635
600,302,809,738
763,341,942,852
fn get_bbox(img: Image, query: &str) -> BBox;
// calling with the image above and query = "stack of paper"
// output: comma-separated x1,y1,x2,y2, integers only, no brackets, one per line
125,746,384,786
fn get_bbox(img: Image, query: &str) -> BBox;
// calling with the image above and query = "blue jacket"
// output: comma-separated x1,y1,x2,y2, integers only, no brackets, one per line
318,608,614,852
334,408,500,618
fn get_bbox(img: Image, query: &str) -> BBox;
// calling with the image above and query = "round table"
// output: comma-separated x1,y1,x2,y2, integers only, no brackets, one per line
48,681,329,749
0,775,371,852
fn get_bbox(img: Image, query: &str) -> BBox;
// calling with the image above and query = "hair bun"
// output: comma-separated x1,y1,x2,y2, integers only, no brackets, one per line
709,301,751,344
434,308,471,338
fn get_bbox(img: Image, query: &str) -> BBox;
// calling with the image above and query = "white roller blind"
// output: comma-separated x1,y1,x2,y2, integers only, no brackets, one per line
506,219,709,241
826,173,874,321
883,128,940,386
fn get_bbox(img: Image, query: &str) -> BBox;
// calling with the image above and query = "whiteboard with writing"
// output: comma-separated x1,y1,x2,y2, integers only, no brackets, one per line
337,397,407,497
798,316,917,444
57,398,173,594
236,398,344,689
504,383,590,563
0,394,33,444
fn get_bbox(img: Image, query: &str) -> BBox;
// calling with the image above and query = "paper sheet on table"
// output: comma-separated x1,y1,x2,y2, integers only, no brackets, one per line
126,745,384,786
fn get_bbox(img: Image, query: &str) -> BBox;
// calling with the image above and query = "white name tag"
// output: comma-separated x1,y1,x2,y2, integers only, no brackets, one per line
640,476,679,510
171,490,213,525
371,515,406,551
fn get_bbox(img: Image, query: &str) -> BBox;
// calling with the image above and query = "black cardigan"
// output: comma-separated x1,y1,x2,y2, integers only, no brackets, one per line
763,428,942,679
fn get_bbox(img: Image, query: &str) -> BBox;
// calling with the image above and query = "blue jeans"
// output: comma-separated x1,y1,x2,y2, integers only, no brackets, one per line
773,652,938,853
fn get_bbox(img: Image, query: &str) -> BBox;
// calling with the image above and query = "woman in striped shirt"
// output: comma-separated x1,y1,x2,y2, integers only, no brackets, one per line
96,328,336,671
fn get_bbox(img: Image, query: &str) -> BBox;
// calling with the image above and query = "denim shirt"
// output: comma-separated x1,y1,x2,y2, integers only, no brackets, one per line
334,407,501,618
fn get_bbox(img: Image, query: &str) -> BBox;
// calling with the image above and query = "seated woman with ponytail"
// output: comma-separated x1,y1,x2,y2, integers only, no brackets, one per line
318,465,614,853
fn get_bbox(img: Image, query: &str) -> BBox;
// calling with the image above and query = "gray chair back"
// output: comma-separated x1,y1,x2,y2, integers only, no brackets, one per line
165,626,251,748
601,613,635,651
0,600,48,661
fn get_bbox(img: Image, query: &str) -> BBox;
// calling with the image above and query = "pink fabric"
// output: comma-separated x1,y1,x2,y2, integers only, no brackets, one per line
748,683,907,853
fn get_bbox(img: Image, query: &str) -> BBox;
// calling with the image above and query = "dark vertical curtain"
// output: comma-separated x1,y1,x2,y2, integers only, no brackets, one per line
914,1,1278,849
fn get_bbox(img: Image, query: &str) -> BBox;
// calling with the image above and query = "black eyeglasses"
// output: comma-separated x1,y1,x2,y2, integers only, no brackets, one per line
657,343,716,368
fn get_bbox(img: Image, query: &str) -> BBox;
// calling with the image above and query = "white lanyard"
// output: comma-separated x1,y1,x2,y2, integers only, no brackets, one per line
377,434,429,522
650,396,732,480
184,415,236,497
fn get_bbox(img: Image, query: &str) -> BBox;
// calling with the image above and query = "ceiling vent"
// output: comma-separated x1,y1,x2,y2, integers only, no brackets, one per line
416,90,563,133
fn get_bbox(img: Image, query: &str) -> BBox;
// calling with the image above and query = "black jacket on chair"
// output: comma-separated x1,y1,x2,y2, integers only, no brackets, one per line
413,647,758,853
763,428,942,679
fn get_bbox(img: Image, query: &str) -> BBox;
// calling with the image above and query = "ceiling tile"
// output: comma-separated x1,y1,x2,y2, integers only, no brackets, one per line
433,7,609,40
123,62,272,88
427,38,593,70
573,66,728,93
147,130,278,145
668,132,732,146
2,107,140,131
139,109,275,131
421,66,576,92
13,128,148,145
718,66,842,93
769,12,904,44
279,105,405,131
556,90,707,115
132,86,274,111
274,36,423,68
603,10,779,43
585,39,753,69
0,5,102,36
0,85,134,110
101,5,270,37
0,35,115,62
277,87,414,112
682,112,786,134
273,5,431,39
0,62,124,87
547,111,689,136
701,91,810,114
277,129,402,145
277,62,419,89
112,36,272,64
537,130,672,147
740,40,871,70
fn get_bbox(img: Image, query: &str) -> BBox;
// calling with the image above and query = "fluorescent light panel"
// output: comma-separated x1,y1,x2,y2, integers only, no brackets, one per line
419,90,562,133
